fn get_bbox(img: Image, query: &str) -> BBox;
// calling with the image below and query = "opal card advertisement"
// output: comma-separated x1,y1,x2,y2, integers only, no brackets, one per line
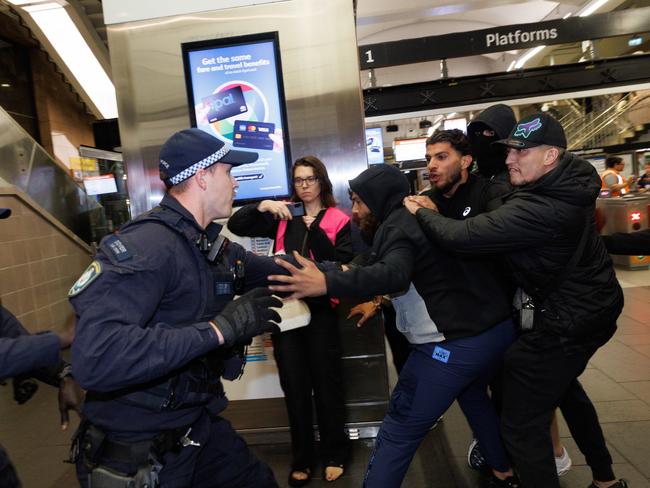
183,33,291,203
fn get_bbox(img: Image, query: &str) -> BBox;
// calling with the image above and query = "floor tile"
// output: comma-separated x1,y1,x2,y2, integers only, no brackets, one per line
631,343,650,358
590,341,650,382
615,315,650,336
621,381,650,405
602,421,650,479
579,368,637,402
593,399,650,423
616,333,650,346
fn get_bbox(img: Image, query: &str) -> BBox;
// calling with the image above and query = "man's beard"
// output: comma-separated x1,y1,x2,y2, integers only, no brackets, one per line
354,213,381,245
432,165,462,196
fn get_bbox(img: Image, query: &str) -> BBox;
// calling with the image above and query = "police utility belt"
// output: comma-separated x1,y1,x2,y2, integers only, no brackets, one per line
71,420,202,488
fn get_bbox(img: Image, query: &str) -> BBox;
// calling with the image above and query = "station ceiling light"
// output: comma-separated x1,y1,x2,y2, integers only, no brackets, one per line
628,35,643,47
579,0,609,18
6,0,118,119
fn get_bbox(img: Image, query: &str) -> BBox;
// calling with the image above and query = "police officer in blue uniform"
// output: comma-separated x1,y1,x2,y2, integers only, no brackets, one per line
69,129,288,487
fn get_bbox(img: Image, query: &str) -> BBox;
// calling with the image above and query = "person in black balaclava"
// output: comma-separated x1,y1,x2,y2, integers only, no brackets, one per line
468,104,516,181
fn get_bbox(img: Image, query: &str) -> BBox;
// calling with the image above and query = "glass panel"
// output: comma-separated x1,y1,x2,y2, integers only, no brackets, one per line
0,104,102,244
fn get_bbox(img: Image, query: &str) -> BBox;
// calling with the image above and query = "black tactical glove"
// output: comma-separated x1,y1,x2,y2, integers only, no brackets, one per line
214,288,282,347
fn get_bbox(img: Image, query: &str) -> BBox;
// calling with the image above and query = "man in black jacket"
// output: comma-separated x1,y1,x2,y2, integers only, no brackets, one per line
405,113,626,488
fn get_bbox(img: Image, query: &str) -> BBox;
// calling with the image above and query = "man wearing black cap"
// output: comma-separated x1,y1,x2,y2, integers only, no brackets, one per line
69,128,290,487
405,113,627,488
1,207,83,486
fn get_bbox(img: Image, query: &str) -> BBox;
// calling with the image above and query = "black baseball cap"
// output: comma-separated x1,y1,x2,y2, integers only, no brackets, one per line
0,208,11,219
159,128,258,186
495,112,567,149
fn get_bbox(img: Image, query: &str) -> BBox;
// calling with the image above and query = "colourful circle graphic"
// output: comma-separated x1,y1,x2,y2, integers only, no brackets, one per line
209,80,270,144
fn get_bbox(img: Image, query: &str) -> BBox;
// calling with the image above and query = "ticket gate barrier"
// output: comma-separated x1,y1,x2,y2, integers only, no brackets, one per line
597,194,650,269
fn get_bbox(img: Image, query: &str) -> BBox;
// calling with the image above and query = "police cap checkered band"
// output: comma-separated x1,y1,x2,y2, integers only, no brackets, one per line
168,144,231,185
159,128,259,186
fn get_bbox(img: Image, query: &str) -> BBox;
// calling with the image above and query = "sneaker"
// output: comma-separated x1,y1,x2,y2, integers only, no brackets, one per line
467,438,487,470
587,480,629,488
555,446,572,476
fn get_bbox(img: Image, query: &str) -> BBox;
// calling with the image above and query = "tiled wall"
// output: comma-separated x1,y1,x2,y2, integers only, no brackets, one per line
0,194,91,333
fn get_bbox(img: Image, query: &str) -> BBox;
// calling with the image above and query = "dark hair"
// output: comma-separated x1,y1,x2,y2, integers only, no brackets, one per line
292,156,336,208
605,156,623,168
426,129,471,156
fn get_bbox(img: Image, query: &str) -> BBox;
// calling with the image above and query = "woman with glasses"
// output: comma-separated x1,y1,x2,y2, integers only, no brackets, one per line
228,156,353,486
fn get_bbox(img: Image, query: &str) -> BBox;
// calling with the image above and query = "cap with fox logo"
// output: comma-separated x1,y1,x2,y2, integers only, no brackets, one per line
495,112,567,150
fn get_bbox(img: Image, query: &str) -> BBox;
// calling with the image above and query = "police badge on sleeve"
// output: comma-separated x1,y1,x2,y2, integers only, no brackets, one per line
68,261,102,297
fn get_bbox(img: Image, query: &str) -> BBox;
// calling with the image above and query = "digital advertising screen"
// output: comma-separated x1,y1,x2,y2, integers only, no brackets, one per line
393,137,427,162
182,32,292,204
443,117,467,133
83,174,118,196
365,127,384,165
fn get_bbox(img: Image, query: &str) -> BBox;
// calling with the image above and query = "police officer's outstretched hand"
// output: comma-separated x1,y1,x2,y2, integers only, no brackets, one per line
214,288,282,347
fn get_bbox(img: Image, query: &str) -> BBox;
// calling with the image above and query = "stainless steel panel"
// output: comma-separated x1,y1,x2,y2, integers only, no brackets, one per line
107,0,367,216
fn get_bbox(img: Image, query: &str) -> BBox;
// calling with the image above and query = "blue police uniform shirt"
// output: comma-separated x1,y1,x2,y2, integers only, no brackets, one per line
69,194,284,438
0,306,60,380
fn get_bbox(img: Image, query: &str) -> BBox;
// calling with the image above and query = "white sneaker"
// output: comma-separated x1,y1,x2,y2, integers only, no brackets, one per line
555,446,572,477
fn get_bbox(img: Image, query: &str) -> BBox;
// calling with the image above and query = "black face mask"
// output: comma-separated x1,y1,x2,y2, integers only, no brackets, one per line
471,133,507,178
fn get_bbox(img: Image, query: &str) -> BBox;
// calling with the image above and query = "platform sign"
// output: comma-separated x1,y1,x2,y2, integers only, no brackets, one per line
182,32,292,205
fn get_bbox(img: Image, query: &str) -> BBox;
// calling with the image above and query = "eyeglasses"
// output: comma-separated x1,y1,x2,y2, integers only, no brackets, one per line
293,176,319,186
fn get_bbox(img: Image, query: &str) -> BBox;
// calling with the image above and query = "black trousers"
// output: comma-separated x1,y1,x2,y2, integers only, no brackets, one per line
500,327,616,488
272,302,349,470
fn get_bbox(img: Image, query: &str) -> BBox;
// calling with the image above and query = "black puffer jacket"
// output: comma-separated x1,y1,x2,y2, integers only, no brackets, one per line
325,165,512,340
415,152,623,339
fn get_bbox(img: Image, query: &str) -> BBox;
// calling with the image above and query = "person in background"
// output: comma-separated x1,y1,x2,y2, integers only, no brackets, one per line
637,160,650,192
1,208,83,488
601,156,633,197
228,156,353,486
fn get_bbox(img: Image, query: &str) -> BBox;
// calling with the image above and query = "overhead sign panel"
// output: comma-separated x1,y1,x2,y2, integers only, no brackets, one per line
359,7,650,70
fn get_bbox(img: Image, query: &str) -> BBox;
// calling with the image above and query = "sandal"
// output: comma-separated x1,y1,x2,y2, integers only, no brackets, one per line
288,468,312,487
324,464,344,482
